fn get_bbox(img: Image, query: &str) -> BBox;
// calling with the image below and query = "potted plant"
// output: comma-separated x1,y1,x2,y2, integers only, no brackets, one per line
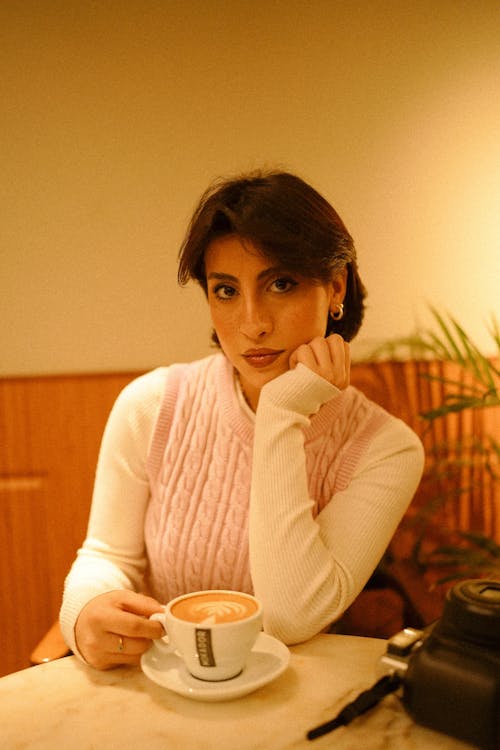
377,308,499,588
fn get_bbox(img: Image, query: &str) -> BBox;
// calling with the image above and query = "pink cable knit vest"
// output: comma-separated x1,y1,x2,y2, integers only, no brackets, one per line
144,353,389,603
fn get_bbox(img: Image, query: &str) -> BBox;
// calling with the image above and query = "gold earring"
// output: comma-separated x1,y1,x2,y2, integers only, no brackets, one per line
331,303,344,321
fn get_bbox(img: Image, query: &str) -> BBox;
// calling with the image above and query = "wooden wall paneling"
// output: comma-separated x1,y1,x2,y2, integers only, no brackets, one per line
0,372,140,676
1,483,49,677
351,360,499,554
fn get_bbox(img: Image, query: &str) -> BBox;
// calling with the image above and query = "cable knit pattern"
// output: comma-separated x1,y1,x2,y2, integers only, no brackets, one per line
305,396,389,517
144,356,254,602
143,354,389,604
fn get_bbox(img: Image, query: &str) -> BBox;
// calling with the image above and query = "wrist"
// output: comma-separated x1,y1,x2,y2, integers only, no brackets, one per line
260,363,340,416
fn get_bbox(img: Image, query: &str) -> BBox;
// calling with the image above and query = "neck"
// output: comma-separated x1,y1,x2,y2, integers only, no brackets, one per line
235,371,257,412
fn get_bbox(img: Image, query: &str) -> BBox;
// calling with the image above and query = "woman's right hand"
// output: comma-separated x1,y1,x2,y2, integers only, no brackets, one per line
289,333,350,391
74,590,165,670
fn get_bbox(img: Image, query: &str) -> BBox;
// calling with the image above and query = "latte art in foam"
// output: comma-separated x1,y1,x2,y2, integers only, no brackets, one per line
170,591,258,624
192,601,248,621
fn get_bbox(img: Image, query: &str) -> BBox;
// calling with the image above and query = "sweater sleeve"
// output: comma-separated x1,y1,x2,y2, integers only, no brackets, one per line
249,363,425,645
59,368,166,656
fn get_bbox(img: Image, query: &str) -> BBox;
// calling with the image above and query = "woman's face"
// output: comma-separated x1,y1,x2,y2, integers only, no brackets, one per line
204,235,346,410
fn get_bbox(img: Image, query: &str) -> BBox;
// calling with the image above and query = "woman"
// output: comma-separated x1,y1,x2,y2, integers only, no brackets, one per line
60,170,424,670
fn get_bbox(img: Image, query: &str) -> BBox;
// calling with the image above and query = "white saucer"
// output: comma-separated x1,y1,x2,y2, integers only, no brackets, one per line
141,632,290,702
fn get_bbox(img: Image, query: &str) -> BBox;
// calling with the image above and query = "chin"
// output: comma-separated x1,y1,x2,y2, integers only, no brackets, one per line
251,368,288,388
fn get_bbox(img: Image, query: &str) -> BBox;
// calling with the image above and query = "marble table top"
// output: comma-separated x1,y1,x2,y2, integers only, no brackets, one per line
0,634,476,749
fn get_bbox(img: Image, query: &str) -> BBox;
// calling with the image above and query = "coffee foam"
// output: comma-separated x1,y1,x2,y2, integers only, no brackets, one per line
171,592,258,624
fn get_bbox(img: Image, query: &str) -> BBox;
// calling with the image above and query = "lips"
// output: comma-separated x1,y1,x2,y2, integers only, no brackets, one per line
242,348,284,369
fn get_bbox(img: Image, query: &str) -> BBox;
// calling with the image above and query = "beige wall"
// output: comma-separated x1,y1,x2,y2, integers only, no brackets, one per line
1,0,499,376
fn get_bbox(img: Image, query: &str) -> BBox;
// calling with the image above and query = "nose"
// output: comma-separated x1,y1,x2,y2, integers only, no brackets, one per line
239,297,272,339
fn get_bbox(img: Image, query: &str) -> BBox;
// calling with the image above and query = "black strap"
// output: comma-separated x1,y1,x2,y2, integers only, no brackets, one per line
307,673,402,740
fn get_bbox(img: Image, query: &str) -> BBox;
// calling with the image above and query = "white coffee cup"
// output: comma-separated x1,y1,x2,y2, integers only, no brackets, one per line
151,590,263,681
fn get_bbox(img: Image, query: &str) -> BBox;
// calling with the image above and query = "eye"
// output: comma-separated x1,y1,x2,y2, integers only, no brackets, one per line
212,283,237,300
270,277,298,293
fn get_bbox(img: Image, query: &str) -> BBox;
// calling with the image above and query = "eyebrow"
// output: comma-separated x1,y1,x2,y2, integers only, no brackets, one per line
207,266,291,283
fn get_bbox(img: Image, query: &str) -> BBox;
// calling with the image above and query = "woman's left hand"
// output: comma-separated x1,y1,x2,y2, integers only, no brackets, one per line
289,334,350,390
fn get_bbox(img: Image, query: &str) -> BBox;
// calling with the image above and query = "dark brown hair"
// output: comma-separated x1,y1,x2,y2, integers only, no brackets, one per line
178,170,366,341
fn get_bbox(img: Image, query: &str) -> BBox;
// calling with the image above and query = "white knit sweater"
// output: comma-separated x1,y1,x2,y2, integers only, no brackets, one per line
60,353,424,653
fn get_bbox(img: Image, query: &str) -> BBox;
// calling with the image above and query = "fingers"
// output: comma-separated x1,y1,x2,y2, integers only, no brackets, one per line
289,334,350,390
341,338,351,387
112,592,165,639
118,590,165,618
106,631,154,666
324,335,350,390
75,590,165,670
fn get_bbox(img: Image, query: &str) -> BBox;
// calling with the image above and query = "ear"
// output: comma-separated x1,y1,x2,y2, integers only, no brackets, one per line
328,267,347,309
